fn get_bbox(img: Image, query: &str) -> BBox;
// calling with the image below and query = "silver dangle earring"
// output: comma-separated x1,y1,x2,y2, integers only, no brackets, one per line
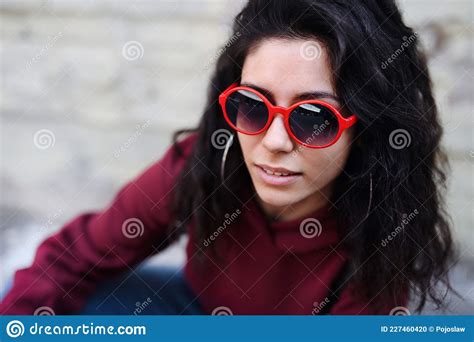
220,133,234,182
364,172,373,220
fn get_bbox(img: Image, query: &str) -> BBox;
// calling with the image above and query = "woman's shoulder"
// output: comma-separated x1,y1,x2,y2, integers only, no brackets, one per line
107,131,198,225
129,132,198,199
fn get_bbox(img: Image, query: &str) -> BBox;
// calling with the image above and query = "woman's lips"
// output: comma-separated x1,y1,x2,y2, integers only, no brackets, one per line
254,164,302,186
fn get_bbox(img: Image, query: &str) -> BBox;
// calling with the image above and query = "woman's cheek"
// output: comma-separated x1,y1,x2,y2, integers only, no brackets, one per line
301,151,344,189
237,133,252,161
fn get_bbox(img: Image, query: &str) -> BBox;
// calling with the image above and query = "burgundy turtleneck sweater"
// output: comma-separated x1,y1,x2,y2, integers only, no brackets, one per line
0,134,407,315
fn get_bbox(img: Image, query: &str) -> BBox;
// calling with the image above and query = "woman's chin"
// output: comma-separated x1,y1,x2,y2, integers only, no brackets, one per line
255,188,298,209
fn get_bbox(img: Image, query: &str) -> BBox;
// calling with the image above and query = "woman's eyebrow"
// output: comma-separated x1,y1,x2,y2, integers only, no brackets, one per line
240,82,340,102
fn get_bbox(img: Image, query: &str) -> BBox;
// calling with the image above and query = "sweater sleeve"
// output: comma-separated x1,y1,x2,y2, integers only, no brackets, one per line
0,134,196,315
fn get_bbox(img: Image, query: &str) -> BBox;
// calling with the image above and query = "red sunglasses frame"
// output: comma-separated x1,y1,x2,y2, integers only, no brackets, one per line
218,83,358,149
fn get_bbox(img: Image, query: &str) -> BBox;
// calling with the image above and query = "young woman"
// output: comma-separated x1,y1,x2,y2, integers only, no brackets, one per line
1,0,455,315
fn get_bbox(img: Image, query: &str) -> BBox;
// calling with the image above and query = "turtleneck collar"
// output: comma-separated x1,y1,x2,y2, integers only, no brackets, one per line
245,192,342,254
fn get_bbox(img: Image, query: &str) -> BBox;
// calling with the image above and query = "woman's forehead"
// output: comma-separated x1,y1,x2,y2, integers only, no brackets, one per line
241,38,335,105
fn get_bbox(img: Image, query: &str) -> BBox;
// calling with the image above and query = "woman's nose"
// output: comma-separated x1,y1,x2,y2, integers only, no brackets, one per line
261,114,295,153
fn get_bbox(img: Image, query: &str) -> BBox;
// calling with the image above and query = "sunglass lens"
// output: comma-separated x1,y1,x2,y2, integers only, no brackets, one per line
225,89,269,133
289,103,339,147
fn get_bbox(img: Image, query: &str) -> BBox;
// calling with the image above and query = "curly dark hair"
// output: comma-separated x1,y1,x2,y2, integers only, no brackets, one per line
168,0,458,313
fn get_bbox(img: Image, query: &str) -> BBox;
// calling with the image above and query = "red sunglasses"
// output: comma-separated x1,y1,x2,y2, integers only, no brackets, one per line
218,83,357,148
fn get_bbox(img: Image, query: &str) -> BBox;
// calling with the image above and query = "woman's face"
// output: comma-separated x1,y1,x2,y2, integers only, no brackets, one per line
238,38,355,220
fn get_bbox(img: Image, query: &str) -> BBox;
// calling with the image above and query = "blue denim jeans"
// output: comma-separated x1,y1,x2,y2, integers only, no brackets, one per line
2,265,204,315
79,265,204,315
